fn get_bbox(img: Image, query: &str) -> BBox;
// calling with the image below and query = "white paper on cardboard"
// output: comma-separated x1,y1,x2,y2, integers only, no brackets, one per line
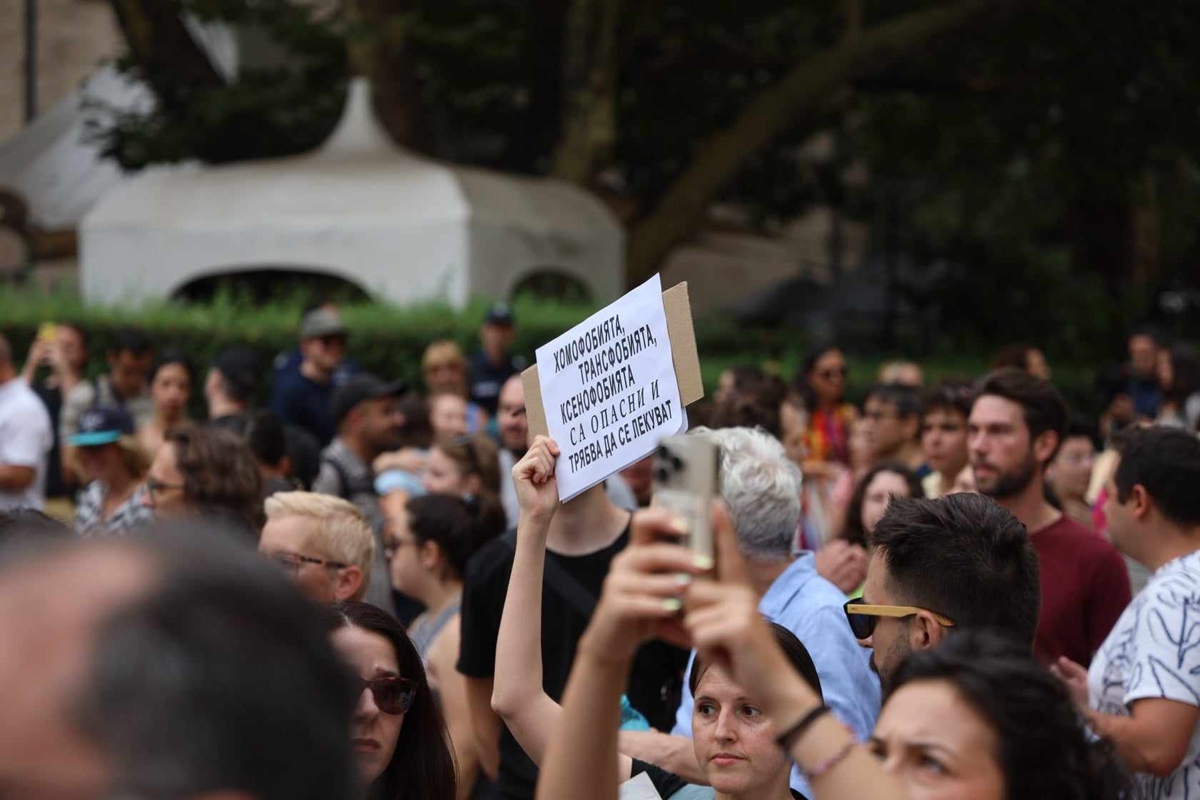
535,273,684,501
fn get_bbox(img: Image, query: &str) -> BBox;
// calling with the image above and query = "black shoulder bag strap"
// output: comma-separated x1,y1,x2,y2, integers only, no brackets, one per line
500,529,597,620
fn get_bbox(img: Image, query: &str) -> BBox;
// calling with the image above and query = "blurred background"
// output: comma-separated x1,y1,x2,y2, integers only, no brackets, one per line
3,0,1199,410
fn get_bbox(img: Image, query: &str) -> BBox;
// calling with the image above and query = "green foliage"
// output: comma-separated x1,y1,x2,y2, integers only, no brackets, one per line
0,288,747,398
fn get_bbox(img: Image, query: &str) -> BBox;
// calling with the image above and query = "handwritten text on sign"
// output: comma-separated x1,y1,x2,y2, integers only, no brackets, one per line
535,274,683,501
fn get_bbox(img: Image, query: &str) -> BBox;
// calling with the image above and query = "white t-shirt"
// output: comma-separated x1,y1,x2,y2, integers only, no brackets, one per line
0,377,54,511
1089,550,1200,800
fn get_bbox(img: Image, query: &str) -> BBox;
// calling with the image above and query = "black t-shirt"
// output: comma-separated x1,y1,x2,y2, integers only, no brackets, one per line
269,371,336,446
457,525,689,800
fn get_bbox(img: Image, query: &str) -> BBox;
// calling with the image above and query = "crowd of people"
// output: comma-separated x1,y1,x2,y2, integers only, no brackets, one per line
2,303,1200,800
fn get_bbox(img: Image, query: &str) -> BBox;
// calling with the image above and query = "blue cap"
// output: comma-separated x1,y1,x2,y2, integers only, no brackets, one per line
69,406,135,447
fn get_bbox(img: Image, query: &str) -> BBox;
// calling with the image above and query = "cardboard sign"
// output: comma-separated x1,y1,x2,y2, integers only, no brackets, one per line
523,277,704,501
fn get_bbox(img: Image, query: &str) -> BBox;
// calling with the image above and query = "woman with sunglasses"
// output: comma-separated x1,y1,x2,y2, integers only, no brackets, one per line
329,600,457,800
539,507,1126,800
382,492,489,798
797,345,855,467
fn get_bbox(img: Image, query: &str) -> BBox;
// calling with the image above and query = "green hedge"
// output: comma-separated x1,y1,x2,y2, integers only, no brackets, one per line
0,288,1102,415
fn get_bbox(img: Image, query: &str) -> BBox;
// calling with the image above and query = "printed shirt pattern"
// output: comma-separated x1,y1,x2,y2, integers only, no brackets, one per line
1088,551,1200,800
75,481,154,536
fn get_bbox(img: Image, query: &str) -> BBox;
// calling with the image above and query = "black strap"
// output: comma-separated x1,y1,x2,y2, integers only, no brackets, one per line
500,529,597,620
321,456,355,501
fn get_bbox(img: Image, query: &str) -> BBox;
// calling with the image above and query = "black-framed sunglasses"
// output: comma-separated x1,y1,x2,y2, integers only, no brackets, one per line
843,597,956,640
354,676,417,715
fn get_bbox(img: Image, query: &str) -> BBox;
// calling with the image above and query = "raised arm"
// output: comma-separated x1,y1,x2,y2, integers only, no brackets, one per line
490,436,568,764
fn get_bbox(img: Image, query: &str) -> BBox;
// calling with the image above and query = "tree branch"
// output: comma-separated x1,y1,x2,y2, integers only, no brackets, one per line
551,0,622,184
625,0,1010,286
109,0,225,112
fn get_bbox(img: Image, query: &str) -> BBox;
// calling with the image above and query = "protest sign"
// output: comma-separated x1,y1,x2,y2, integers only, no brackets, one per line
526,274,698,501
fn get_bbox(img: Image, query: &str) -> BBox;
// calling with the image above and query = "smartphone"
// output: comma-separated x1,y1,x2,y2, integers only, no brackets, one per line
651,435,720,567
37,322,57,343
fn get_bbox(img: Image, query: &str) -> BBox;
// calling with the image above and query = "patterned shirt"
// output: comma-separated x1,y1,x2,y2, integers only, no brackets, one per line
1088,550,1200,799
74,481,155,536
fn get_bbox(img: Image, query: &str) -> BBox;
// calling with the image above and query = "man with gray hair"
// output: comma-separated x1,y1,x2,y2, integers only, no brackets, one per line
0,521,359,799
621,427,880,797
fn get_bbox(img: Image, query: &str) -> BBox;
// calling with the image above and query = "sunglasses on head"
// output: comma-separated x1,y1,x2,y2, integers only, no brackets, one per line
354,676,417,715
842,597,955,640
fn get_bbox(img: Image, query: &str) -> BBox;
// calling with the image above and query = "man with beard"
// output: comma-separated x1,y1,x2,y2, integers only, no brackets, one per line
851,493,1040,693
969,368,1130,666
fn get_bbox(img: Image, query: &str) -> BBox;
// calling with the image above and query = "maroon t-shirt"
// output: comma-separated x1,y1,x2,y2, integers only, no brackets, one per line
1031,515,1131,666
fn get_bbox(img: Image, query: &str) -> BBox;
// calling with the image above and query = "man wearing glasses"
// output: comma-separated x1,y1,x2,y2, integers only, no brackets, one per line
860,382,927,475
845,492,1041,692
259,491,375,603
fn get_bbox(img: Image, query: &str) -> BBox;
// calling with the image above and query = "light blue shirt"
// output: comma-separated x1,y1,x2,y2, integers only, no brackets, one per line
671,552,880,797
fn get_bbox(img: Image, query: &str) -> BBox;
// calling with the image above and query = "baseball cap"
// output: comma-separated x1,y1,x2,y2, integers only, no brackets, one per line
485,303,514,327
299,308,348,340
331,374,408,425
69,406,135,447
210,346,259,401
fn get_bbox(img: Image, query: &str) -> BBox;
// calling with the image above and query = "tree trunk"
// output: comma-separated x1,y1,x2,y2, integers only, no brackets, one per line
504,0,569,172
108,0,225,113
343,0,433,153
551,0,621,184
625,0,1007,287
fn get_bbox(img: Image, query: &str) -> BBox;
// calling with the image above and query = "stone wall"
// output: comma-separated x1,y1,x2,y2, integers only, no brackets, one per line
0,0,123,139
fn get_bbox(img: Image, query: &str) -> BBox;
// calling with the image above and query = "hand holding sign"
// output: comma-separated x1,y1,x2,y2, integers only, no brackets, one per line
513,435,561,522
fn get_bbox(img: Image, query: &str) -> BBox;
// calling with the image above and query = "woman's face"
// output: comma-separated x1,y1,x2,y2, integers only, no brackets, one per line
143,442,188,516
779,402,810,466
382,499,425,597
151,363,191,420
691,665,791,797
808,349,847,406
862,471,911,535
331,625,406,787
421,447,466,495
429,395,469,440
425,360,464,396
870,679,1005,800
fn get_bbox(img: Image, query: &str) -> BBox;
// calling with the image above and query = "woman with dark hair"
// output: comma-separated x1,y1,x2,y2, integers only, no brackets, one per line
328,601,457,800
841,462,924,549
421,434,506,541
539,508,1126,800
797,345,856,467
1156,344,1200,431
144,427,264,537
138,348,195,457
991,344,1051,380
882,631,1126,800
381,493,487,798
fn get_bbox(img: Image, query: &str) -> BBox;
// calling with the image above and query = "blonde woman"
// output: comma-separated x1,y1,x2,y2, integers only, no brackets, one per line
70,407,154,535
422,341,487,431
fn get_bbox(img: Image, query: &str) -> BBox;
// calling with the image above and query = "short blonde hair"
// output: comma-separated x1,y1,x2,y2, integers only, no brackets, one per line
264,492,375,591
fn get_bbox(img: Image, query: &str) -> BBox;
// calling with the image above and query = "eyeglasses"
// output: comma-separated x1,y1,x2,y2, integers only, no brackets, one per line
843,597,955,640
318,334,347,348
146,478,185,495
354,676,417,715
265,551,349,576
818,367,847,380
